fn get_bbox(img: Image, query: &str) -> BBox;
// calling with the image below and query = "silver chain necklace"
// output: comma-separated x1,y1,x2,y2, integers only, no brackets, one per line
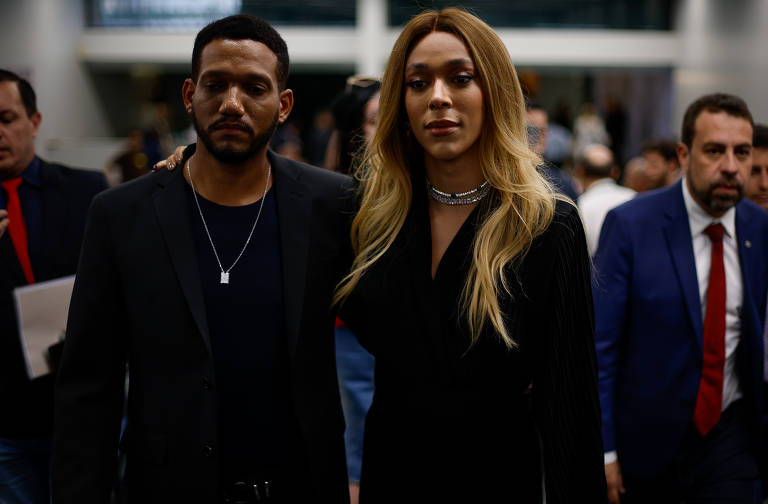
426,177,490,205
187,159,271,284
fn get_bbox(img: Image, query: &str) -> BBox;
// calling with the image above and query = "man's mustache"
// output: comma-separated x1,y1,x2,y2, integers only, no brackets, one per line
210,119,254,134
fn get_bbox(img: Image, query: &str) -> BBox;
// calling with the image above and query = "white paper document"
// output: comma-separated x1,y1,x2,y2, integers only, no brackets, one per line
13,275,75,379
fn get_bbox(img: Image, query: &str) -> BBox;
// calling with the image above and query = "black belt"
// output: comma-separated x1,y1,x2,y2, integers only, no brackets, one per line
221,479,275,504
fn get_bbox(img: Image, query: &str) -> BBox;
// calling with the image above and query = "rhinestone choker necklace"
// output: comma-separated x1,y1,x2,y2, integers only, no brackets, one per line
426,178,490,205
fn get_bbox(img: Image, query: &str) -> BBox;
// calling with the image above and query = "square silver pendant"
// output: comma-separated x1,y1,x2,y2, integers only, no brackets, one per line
220,272,230,284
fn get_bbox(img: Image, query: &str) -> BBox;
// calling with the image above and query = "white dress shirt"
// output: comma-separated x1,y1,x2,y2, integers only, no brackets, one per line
577,178,636,255
605,179,743,466
682,177,743,411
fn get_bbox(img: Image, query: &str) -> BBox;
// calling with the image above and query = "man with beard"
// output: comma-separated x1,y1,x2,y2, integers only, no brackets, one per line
53,15,353,503
594,93,768,503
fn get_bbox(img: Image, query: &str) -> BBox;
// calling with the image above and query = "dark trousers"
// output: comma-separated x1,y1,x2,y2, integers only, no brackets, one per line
623,401,761,504
0,435,51,504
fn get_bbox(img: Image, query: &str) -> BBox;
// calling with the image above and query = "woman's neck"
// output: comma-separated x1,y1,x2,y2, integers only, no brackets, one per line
424,154,484,194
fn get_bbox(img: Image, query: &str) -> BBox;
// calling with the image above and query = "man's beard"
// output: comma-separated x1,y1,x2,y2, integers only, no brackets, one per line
689,175,743,215
191,107,279,164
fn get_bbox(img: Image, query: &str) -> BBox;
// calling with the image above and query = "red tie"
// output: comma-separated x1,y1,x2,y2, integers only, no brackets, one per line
692,223,725,436
1,177,35,284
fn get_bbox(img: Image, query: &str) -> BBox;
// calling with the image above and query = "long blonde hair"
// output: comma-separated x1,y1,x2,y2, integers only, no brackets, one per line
335,8,563,348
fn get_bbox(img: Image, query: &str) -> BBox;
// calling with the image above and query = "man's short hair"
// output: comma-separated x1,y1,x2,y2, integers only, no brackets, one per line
524,99,545,113
0,69,38,116
754,123,768,149
681,93,753,148
191,14,289,89
581,143,613,178
642,138,679,163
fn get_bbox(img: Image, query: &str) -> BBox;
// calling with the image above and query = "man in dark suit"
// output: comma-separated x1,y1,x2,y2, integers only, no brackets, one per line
53,15,353,504
595,93,768,503
0,69,107,503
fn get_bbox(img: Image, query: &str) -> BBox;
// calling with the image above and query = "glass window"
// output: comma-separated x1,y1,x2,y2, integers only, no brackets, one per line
88,0,355,28
388,0,673,30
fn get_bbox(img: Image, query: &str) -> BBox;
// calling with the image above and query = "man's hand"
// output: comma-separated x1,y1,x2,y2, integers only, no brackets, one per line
605,461,626,504
0,209,8,239
152,145,186,172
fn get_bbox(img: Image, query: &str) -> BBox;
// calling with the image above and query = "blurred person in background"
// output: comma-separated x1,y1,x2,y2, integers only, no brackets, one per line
0,69,107,504
573,102,610,161
544,119,574,169
605,96,627,165
325,74,380,504
526,101,580,200
622,156,651,193
306,108,334,167
336,8,606,502
595,93,767,504
143,101,174,167
745,124,768,211
642,137,681,190
575,143,635,256
104,129,152,186
272,118,305,162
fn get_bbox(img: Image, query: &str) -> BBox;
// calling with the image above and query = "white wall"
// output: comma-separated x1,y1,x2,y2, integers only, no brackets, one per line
0,0,112,168
674,0,768,131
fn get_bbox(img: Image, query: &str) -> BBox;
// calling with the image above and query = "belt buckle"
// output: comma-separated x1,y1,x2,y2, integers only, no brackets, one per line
224,479,273,503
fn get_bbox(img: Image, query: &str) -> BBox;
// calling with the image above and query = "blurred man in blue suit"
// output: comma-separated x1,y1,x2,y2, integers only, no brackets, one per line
595,93,768,504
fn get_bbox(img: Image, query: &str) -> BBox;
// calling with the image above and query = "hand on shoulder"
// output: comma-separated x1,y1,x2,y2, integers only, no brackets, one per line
153,145,187,172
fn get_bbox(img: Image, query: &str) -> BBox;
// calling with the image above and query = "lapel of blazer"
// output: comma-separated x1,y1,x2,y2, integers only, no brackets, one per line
153,167,211,354
661,181,703,349
0,231,25,285
735,202,760,319
270,151,311,362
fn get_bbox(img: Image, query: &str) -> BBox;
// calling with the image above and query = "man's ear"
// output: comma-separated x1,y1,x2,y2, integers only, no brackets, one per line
182,78,196,114
278,89,294,124
677,142,689,175
30,112,42,138
610,164,620,181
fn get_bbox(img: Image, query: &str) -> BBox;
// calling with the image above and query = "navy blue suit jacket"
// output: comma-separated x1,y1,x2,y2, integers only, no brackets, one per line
593,180,768,477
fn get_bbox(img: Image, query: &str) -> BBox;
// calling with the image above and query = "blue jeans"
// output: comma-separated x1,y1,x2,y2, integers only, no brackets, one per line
0,436,51,504
335,326,374,483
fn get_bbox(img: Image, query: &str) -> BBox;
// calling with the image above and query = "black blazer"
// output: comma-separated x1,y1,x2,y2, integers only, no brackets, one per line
53,151,355,503
0,159,106,437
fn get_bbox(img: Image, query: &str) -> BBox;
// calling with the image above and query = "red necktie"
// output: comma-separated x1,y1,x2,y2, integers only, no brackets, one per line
692,223,725,436
1,177,36,284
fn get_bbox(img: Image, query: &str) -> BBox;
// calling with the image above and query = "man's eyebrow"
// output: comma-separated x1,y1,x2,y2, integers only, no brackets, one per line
199,69,270,81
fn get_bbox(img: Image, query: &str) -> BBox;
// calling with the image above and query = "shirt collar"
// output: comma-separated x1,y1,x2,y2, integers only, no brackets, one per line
681,176,736,239
20,156,42,188
586,178,616,191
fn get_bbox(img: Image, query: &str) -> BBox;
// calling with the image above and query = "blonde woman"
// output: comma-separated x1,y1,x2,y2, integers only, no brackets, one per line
334,8,606,503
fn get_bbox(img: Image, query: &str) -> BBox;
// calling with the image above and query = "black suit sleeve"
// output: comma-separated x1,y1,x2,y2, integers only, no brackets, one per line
53,193,128,503
531,204,608,503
